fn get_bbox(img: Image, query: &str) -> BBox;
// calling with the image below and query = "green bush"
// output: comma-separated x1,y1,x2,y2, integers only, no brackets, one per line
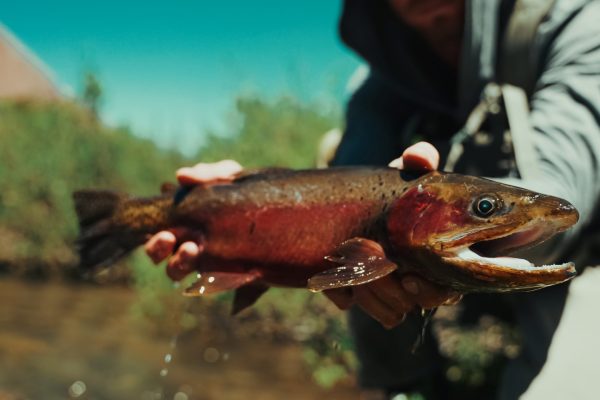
0,100,185,271
197,95,339,168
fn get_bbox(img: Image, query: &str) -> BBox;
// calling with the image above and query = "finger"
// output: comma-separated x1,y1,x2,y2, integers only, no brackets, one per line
169,227,206,248
367,275,413,315
400,141,440,171
323,288,354,310
166,241,201,281
176,160,243,185
144,231,176,264
353,285,405,329
401,275,459,309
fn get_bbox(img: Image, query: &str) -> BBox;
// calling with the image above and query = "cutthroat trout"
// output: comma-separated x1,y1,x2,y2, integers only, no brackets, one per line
73,167,578,313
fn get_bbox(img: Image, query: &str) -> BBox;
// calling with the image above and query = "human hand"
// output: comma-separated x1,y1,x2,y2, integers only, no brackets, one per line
323,142,462,328
144,160,243,281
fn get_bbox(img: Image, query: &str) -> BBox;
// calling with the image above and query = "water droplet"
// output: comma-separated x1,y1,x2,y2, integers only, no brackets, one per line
446,365,463,382
411,308,437,354
207,276,215,283
196,273,202,279
160,368,169,377
203,347,220,363
164,353,172,363
173,392,189,400
199,286,206,295
178,385,193,395
141,390,162,400
68,381,87,398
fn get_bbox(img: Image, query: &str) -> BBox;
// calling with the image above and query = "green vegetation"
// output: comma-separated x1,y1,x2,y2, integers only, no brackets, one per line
0,100,185,274
197,95,338,168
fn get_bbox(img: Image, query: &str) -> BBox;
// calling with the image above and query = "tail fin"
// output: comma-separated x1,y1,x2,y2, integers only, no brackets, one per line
73,190,148,270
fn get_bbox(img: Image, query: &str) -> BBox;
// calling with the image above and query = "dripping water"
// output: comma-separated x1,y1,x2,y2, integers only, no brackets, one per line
151,280,195,400
411,307,438,354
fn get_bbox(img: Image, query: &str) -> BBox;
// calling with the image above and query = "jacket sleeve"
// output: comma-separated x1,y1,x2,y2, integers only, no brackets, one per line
500,1,600,254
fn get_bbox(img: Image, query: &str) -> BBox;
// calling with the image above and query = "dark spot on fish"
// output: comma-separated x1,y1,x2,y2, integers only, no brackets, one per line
392,190,396,196
249,221,256,235
402,187,408,193
173,185,193,206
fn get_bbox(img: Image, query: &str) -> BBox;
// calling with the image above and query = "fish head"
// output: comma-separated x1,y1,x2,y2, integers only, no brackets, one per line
386,171,579,291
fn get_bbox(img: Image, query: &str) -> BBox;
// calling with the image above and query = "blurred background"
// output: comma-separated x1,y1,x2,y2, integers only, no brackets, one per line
0,1,580,399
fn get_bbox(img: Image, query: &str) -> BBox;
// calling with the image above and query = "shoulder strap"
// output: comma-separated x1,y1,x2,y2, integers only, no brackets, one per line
499,0,556,96
499,0,555,180
445,0,556,178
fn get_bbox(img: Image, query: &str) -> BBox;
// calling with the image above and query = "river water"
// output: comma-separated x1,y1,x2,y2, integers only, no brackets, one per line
0,278,356,400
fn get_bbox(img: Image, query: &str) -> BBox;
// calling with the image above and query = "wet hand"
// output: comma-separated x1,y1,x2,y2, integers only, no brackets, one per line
324,141,462,328
144,160,242,280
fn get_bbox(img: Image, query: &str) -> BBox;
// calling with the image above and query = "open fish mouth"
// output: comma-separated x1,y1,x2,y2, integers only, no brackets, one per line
439,219,577,291
457,224,574,271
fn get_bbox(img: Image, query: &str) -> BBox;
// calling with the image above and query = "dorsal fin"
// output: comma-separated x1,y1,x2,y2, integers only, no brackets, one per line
233,167,294,183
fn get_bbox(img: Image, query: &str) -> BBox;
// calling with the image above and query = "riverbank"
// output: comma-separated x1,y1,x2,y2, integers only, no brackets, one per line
0,278,356,400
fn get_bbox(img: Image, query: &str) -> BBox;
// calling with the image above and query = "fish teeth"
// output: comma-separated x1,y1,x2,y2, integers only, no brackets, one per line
457,248,533,269
455,248,574,271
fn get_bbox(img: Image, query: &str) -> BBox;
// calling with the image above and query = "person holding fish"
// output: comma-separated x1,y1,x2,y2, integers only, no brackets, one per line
141,0,600,398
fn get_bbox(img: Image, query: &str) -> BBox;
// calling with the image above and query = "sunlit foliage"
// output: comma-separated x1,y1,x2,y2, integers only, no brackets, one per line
197,95,338,168
0,101,185,274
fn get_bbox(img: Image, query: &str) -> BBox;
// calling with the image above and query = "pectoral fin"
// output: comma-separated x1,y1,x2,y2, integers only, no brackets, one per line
183,271,258,296
308,238,397,292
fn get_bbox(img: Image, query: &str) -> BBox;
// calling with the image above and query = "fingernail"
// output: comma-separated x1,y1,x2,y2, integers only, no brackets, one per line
402,278,419,295
175,167,192,177
179,242,199,260
388,158,404,169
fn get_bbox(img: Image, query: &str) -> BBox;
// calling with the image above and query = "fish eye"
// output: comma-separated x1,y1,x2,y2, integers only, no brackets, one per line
473,196,498,218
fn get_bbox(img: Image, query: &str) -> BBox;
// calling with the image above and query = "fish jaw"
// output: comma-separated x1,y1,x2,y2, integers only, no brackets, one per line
439,248,576,292
386,172,580,292
434,194,578,291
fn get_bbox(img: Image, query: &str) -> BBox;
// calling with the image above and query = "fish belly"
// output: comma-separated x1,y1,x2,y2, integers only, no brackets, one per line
197,201,380,287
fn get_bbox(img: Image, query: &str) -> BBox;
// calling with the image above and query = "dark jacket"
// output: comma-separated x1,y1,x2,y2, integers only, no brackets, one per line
338,0,600,264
